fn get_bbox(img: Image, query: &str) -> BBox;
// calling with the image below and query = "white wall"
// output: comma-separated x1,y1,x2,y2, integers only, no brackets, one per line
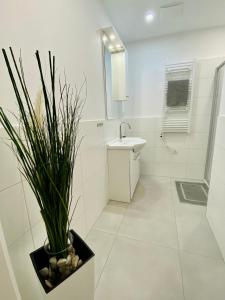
125,26,225,117
207,71,225,260
0,223,21,300
124,27,225,179
0,0,109,121
0,0,119,299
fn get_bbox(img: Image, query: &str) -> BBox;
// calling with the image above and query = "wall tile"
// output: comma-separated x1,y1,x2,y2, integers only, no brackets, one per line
103,120,120,142
186,133,208,148
210,145,225,184
22,181,41,228
191,114,211,134
0,136,20,191
83,169,108,232
140,146,155,162
192,97,213,116
0,183,29,246
193,78,214,99
70,196,86,239
157,133,188,148
155,147,188,164
215,115,225,149
186,163,205,179
197,57,225,79
140,161,156,176
186,147,207,165
125,117,159,132
80,121,106,183
127,116,208,180
146,162,186,178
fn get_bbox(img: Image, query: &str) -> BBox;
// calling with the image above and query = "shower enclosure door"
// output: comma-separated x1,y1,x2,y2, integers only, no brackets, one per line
204,63,225,184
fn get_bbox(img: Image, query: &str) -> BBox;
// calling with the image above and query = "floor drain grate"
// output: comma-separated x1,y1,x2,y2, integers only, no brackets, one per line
175,181,208,206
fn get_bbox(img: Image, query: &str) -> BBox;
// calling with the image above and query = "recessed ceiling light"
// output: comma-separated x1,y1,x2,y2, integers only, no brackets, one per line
109,34,116,41
145,11,154,23
116,44,122,49
102,35,108,43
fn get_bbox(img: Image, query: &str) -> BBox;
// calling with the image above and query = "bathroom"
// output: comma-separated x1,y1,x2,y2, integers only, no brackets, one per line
1,0,225,299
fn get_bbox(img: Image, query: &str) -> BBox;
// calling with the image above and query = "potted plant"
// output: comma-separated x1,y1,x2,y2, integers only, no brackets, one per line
0,48,95,299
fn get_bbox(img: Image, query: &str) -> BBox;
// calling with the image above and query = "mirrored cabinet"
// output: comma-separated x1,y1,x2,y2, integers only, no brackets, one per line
101,26,129,119
111,51,128,101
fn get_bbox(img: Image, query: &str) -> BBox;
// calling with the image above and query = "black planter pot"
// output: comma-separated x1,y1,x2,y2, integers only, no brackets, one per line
30,229,95,294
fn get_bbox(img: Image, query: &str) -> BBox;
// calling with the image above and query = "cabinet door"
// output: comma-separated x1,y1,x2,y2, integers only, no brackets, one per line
108,150,130,202
130,151,140,198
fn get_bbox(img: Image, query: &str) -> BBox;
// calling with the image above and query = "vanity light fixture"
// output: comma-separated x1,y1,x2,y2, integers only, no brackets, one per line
145,11,154,23
102,34,108,43
109,34,116,41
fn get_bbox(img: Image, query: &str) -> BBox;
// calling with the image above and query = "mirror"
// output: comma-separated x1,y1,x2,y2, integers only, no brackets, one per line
101,27,128,119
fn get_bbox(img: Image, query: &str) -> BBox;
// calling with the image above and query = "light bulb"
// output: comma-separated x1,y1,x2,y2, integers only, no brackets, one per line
109,34,116,41
102,35,108,43
145,12,154,23
108,45,114,51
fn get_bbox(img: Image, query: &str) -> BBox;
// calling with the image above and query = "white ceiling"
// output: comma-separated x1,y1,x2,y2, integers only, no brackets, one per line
101,0,225,43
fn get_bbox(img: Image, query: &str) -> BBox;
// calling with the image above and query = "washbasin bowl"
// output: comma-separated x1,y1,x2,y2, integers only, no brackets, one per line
107,137,146,152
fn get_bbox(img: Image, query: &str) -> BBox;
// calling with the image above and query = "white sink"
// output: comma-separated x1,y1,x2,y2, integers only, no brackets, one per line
107,137,146,152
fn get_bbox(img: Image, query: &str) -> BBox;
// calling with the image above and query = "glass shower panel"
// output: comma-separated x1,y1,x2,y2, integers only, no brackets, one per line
204,64,225,184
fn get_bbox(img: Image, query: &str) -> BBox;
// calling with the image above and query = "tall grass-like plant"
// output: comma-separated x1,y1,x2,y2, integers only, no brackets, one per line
0,48,85,255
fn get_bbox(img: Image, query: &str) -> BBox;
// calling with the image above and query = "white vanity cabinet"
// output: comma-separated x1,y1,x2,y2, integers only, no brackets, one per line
107,149,140,203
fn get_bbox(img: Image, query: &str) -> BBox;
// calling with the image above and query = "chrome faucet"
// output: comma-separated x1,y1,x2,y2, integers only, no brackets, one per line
119,122,131,139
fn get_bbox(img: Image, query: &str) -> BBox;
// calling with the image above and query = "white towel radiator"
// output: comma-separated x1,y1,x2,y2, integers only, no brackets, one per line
162,61,195,133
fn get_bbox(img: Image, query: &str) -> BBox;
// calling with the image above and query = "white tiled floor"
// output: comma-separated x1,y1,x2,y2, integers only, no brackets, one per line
87,175,225,300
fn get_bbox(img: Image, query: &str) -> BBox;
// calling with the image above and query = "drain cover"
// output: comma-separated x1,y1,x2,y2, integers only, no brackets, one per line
175,181,208,206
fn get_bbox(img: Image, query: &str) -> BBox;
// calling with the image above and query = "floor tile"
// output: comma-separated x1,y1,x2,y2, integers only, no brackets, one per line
86,229,115,285
139,175,172,191
181,251,225,300
94,176,225,300
95,236,184,300
134,181,173,203
173,185,222,259
119,211,178,249
176,210,222,259
127,201,174,222
172,184,207,215
93,203,127,234
173,195,207,216
121,180,177,248
130,185,174,221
